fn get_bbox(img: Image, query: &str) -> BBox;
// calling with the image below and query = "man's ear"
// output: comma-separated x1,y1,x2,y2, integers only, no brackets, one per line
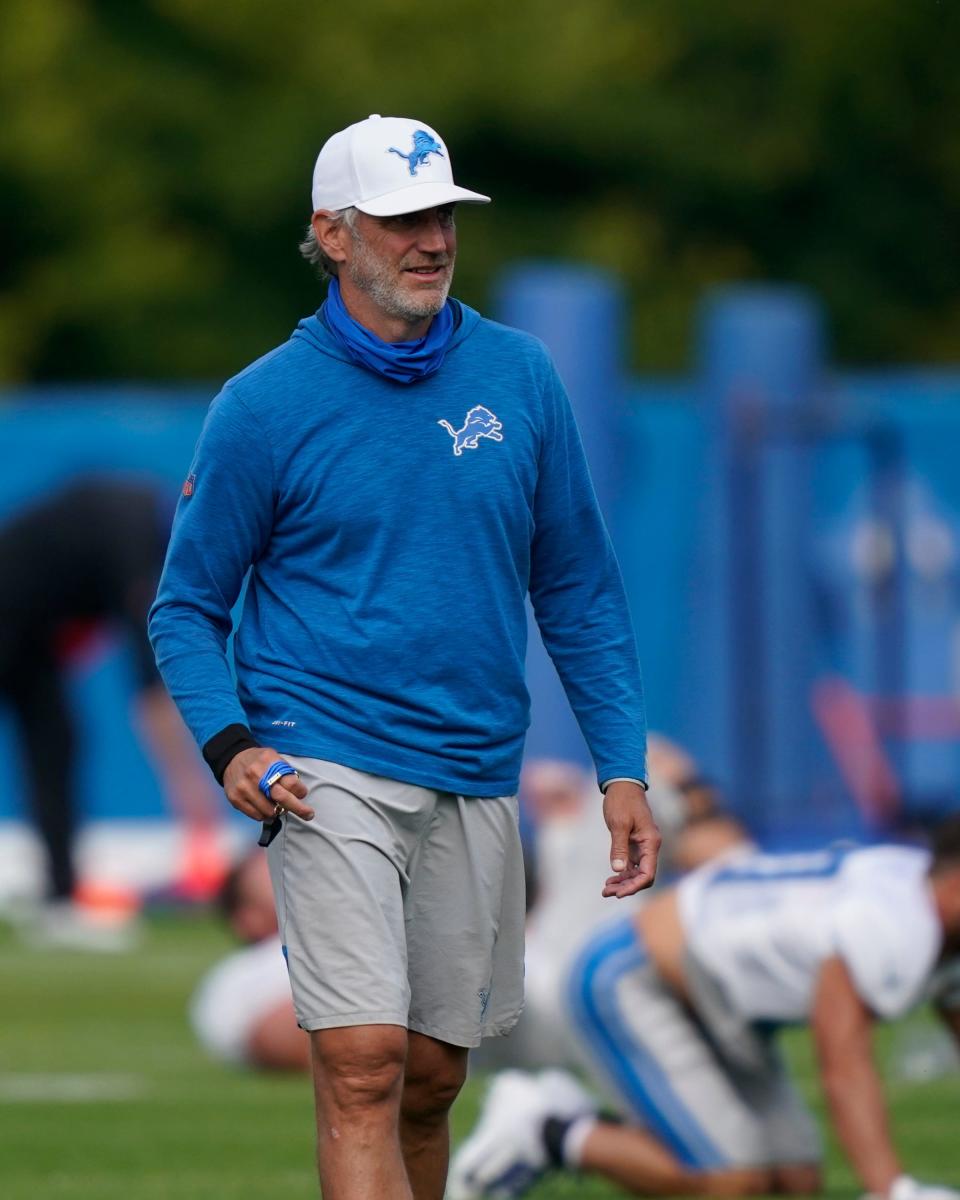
312,211,351,267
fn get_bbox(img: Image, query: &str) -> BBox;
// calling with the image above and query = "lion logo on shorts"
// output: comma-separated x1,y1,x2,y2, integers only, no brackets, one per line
438,406,504,456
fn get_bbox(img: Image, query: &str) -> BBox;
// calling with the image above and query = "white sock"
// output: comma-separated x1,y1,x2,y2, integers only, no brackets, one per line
561,1115,599,1168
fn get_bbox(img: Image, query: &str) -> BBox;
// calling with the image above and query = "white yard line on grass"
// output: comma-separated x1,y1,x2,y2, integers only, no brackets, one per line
0,1073,147,1102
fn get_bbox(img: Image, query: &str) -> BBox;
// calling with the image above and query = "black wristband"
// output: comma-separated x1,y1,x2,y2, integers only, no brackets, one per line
202,723,260,785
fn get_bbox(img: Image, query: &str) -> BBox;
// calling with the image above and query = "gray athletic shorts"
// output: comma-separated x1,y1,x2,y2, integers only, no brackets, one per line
266,756,526,1048
565,919,821,1169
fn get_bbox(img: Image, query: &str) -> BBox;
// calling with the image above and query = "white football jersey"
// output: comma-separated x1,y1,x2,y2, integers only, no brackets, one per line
678,844,941,1022
189,935,292,1064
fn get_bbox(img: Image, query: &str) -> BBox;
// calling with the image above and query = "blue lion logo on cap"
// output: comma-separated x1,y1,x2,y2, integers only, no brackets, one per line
389,129,444,177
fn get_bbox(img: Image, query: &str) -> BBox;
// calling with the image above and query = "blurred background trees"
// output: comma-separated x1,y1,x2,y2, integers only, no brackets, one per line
2,0,958,383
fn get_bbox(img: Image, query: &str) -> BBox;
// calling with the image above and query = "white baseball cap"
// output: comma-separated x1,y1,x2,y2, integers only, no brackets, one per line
310,114,491,216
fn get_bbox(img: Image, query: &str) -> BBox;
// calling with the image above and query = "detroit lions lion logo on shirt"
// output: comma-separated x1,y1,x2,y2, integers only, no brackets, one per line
438,406,504,456
388,130,444,177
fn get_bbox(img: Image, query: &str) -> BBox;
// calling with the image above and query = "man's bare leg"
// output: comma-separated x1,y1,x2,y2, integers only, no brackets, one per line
773,1164,822,1194
310,1024,411,1200
578,1120,774,1196
400,1033,469,1199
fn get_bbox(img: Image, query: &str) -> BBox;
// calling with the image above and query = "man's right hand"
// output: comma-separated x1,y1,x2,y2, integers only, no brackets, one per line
222,747,315,823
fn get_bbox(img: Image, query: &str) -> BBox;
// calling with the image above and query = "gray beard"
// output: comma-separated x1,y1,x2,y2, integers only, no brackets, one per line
346,238,453,325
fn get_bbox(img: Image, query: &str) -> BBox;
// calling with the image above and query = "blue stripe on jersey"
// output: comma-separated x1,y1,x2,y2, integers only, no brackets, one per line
708,845,849,886
566,919,729,1170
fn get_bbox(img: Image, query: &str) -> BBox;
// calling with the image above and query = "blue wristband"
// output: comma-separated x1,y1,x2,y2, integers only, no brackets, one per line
258,759,299,801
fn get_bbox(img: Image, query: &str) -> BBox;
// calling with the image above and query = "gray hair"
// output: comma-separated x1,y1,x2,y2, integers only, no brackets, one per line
299,207,358,279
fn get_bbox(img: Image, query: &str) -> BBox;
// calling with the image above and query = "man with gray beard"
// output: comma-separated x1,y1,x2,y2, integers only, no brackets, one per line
149,114,657,1200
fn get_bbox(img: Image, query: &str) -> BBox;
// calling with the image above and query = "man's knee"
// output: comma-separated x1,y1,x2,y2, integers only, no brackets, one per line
402,1066,466,1125
704,1160,823,1195
402,1038,468,1126
701,1166,776,1196
311,1026,407,1114
773,1163,822,1194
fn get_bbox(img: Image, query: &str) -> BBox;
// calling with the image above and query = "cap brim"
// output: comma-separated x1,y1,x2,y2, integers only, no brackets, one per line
356,181,491,217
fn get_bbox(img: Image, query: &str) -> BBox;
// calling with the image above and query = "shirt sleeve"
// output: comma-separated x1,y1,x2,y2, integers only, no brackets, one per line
148,387,275,750
832,888,940,1020
528,360,647,789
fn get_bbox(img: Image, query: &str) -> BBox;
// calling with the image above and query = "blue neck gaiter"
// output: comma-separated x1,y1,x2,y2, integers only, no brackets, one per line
322,277,456,385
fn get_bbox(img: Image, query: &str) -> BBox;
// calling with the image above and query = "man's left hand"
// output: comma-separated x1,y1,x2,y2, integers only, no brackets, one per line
602,781,660,898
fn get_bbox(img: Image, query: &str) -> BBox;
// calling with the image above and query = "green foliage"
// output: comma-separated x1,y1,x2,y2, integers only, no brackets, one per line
1,1,958,382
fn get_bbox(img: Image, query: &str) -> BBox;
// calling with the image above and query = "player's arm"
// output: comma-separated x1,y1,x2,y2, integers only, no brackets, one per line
135,682,218,821
149,388,268,746
935,1003,960,1056
148,389,312,825
811,955,901,1195
930,956,960,1056
527,359,654,893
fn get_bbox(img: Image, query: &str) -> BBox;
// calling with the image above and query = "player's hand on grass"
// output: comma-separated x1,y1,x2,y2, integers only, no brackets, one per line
222,747,314,823
863,1176,960,1200
894,1177,960,1200
602,780,660,898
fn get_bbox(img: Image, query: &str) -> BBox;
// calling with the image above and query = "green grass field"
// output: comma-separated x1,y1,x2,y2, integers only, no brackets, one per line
1,911,957,1198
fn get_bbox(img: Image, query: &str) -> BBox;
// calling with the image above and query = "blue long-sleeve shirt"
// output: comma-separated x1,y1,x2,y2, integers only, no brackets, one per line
148,301,646,796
